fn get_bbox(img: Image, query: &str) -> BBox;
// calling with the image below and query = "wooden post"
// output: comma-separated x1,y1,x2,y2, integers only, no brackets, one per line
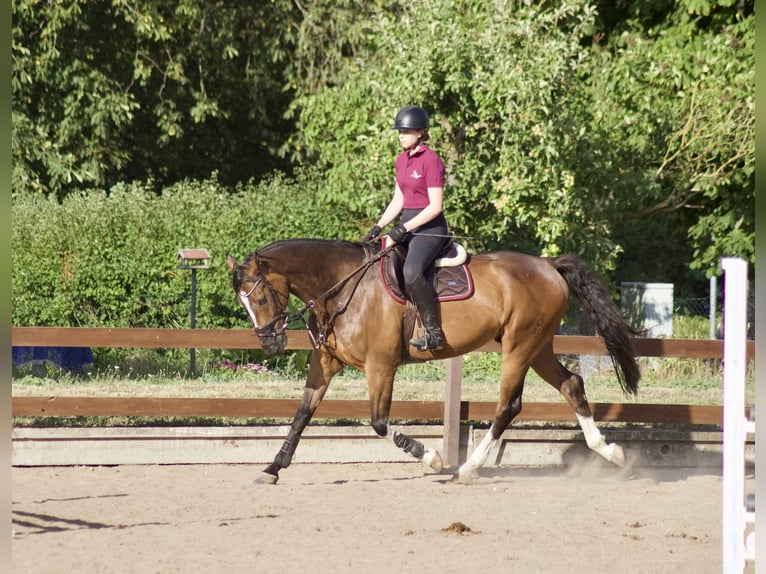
443,356,463,467
176,248,210,378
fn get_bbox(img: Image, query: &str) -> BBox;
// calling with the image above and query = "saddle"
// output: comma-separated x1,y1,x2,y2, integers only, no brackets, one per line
379,237,474,305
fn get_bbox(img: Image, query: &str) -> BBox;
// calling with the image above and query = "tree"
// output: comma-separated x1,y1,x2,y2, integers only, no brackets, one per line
589,0,754,279
289,1,640,272
287,0,754,278
13,0,754,284
12,0,296,198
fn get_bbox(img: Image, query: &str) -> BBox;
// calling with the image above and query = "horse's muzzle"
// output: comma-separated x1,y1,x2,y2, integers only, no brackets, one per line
259,330,287,356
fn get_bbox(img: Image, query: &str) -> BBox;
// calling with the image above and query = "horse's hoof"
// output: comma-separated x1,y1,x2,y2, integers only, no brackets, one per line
422,449,443,472
451,468,478,485
253,472,279,486
607,443,625,468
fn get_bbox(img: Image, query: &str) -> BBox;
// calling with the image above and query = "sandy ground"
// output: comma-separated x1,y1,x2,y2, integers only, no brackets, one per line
12,461,754,574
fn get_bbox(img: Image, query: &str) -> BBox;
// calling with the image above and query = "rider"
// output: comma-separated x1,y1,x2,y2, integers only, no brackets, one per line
364,105,450,351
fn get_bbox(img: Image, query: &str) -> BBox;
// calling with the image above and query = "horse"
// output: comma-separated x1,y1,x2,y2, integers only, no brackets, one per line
226,238,640,485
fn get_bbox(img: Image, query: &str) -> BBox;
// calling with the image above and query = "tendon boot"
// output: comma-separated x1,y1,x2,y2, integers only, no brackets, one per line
407,275,444,351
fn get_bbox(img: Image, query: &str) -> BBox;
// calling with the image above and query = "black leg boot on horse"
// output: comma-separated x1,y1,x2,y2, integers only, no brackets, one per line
407,275,444,351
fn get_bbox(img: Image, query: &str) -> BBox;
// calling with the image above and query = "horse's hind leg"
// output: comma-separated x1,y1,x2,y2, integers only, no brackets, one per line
256,352,343,485
531,343,625,467
454,355,527,484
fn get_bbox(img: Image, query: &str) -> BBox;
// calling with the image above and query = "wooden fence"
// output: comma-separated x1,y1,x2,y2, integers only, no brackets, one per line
12,327,755,465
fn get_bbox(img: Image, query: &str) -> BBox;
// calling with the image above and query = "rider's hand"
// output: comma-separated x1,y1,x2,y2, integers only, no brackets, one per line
387,224,409,243
363,225,381,242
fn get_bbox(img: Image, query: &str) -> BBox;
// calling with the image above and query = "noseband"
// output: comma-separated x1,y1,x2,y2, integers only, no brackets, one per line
238,272,291,338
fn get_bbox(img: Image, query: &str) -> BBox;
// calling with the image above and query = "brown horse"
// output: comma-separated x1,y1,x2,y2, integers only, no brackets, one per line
226,238,640,485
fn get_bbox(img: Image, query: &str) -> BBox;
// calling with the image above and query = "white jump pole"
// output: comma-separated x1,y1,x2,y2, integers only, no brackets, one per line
721,257,748,574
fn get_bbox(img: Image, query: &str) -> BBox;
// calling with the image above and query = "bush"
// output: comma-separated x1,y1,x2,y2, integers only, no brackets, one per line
12,173,366,373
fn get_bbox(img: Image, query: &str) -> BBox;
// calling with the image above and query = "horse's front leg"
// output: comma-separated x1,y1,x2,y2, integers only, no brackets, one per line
367,368,443,473
255,352,342,485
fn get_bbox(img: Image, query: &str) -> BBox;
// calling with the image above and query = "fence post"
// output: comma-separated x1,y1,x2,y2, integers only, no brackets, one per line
443,356,463,467
176,248,211,377
709,274,717,340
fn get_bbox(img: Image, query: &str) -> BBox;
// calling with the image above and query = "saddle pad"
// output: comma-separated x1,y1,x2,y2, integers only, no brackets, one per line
380,251,474,305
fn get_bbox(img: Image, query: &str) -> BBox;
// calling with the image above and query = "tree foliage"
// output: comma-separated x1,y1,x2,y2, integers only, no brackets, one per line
12,0,296,196
589,0,754,278
11,175,352,329
12,0,754,302
285,0,753,279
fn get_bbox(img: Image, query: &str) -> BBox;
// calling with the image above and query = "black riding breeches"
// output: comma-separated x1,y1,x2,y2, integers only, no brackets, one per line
400,209,449,287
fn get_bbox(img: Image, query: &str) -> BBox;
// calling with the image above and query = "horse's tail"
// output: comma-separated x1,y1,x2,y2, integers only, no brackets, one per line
551,255,640,396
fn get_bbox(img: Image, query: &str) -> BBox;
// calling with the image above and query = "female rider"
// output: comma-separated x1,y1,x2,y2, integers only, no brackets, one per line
364,105,450,351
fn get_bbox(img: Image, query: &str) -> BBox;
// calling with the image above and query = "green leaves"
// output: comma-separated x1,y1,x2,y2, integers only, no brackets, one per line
12,0,296,197
11,174,365,329
288,0,624,269
285,0,753,277
590,2,754,275
12,0,754,287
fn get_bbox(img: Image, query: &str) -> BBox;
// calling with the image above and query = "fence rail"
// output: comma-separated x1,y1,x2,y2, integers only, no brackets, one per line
11,327,756,358
12,327,755,466
12,396,727,425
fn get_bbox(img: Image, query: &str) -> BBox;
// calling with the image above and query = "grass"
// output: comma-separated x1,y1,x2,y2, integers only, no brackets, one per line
12,352,754,428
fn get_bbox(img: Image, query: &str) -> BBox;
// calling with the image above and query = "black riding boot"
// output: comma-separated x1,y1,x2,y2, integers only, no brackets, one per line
407,276,444,351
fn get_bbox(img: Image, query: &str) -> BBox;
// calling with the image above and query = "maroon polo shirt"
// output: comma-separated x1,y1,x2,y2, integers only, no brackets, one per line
395,144,445,209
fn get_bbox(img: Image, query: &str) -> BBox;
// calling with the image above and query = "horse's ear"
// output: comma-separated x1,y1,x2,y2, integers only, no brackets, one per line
225,254,238,273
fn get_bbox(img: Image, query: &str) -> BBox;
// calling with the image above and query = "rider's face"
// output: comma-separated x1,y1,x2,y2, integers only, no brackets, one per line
398,129,420,149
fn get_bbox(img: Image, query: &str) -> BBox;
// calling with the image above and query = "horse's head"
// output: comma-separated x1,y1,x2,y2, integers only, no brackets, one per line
226,252,289,356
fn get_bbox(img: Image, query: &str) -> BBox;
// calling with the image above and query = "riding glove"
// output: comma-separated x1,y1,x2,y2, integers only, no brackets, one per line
387,224,409,243
363,225,381,242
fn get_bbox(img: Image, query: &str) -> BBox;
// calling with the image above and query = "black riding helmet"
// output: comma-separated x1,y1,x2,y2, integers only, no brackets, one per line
392,105,429,130
392,105,430,145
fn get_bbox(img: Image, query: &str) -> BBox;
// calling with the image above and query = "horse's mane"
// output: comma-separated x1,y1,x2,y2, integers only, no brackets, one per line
244,238,378,265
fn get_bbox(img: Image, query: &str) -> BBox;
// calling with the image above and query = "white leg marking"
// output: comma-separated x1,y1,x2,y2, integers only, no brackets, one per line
384,422,397,448
576,413,625,467
455,425,497,484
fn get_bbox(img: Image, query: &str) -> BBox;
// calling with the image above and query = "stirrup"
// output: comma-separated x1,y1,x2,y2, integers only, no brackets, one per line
409,329,444,351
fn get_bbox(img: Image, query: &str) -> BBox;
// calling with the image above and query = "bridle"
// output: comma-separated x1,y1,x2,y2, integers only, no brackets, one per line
237,271,295,339
237,243,397,348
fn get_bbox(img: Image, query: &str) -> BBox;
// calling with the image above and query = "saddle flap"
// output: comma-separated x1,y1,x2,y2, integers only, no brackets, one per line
380,242,474,304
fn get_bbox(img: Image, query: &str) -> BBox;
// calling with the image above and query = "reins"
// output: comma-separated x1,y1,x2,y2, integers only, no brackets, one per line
312,243,396,304
246,242,398,348
296,243,398,348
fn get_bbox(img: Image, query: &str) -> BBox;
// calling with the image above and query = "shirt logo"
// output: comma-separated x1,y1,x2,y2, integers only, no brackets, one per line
410,170,423,179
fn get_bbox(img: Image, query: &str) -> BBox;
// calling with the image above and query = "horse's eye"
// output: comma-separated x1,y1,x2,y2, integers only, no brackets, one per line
256,297,268,306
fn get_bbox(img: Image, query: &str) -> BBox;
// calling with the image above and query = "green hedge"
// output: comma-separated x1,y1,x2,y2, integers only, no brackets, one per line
12,173,365,332
13,173,374,373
